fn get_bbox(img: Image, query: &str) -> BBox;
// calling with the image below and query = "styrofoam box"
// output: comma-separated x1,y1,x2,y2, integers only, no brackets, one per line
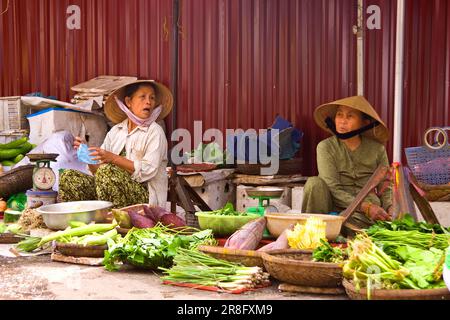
236,185,292,212
0,130,28,145
27,107,108,147
192,179,236,211
291,186,305,212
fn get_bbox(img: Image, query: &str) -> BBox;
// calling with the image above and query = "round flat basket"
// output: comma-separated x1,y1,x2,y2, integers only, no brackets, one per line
261,249,343,288
342,279,450,300
0,233,27,244
198,245,265,268
54,242,108,258
26,153,59,162
0,164,34,199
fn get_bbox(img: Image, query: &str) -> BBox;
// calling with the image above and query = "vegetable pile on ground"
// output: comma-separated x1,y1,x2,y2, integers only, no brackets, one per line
103,224,216,271
113,205,186,229
16,222,118,252
0,136,35,167
342,215,449,298
160,248,270,292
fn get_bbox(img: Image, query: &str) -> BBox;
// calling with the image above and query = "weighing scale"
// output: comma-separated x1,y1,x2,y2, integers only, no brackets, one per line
246,187,284,238
246,187,284,215
26,153,59,207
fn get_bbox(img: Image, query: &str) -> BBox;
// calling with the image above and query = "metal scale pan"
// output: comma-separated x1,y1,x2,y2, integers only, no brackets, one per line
26,153,59,162
246,187,284,198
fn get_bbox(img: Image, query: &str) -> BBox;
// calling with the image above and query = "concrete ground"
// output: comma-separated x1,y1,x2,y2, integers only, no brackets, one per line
0,244,348,300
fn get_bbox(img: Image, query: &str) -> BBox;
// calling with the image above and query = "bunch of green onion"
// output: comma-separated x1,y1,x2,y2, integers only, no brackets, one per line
367,229,450,252
343,234,420,299
16,222,118,252
159,248,269,291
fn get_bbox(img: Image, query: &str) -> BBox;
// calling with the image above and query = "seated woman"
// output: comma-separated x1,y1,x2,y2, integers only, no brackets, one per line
302,96,393,230
59,80,172,208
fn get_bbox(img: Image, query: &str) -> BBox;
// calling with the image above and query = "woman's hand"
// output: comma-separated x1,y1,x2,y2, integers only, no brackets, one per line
73,136,85,150
88,147,117,164
361,202,392,221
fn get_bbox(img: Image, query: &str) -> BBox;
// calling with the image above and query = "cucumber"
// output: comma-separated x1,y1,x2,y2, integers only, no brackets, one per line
1,160,15,166
4,209,22,223
13,154,24,163
0,142,33,160
0,137,28,149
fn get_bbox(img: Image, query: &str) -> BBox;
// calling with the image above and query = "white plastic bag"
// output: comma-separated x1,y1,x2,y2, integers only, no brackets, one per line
15,131,91,191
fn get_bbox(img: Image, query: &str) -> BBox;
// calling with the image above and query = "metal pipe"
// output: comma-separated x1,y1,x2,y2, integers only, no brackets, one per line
170,0,180,169
393,0,406,162
356,0,364,96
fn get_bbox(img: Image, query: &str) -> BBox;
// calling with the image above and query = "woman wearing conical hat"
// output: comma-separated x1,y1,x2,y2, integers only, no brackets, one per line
302,96,393,229
59,80,172,208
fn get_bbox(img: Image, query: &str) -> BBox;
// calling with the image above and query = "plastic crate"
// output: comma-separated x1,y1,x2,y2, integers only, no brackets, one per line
0,96,31,132
405,146,450,185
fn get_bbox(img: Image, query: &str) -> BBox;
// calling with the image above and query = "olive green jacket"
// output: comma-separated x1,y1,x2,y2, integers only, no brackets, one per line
316,135,392,211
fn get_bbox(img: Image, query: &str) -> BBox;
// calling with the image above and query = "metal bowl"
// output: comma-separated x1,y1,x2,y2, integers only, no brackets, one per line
246,187,285,198
37,201,113,230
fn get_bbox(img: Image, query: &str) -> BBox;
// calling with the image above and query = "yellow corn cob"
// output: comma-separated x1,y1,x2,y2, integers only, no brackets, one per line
287,217,327,250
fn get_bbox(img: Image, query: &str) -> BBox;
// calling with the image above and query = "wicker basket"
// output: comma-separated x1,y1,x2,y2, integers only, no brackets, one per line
261,249,343,288
0,164,34,199
198,245,265,268
405,146,450,185
343,279,450,300
54,242,108,258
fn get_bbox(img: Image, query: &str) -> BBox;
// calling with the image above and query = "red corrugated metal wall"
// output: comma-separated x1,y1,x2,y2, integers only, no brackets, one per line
0,0,173,101
403,0,450,149
1,0,449,176
0,0,358,176
365,0,450,165
177,0,358,175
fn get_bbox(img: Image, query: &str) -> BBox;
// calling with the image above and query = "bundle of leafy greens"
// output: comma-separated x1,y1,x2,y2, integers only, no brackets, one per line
103,224,216,271
367,214,450,234
392,245,446,289
206,203,251,216
312,239,346,263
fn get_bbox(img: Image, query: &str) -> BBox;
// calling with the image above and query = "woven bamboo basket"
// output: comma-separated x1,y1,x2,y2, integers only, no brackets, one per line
261,249,343,288
54,242,108,258
342,279,450,300
198,245,265,268
0,164,34,199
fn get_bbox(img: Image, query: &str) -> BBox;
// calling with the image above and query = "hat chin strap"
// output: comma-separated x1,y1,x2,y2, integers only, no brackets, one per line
325,117,380,140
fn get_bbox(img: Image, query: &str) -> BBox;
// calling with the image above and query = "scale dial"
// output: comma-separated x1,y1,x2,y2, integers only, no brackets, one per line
33,167,56,190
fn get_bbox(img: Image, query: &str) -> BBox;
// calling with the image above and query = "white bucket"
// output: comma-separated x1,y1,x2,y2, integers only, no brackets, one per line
26,189,58,208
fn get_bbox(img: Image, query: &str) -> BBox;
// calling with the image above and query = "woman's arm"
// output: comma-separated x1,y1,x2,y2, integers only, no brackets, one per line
88,148,135,175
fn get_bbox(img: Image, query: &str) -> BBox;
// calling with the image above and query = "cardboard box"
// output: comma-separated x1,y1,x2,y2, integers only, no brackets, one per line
27,107,108,147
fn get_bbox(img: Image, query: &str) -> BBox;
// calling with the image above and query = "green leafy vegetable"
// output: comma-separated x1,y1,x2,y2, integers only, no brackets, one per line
206,202,249,216
393,246,446,289
367,214,450,234
103,224,217,272
312,239,346,263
